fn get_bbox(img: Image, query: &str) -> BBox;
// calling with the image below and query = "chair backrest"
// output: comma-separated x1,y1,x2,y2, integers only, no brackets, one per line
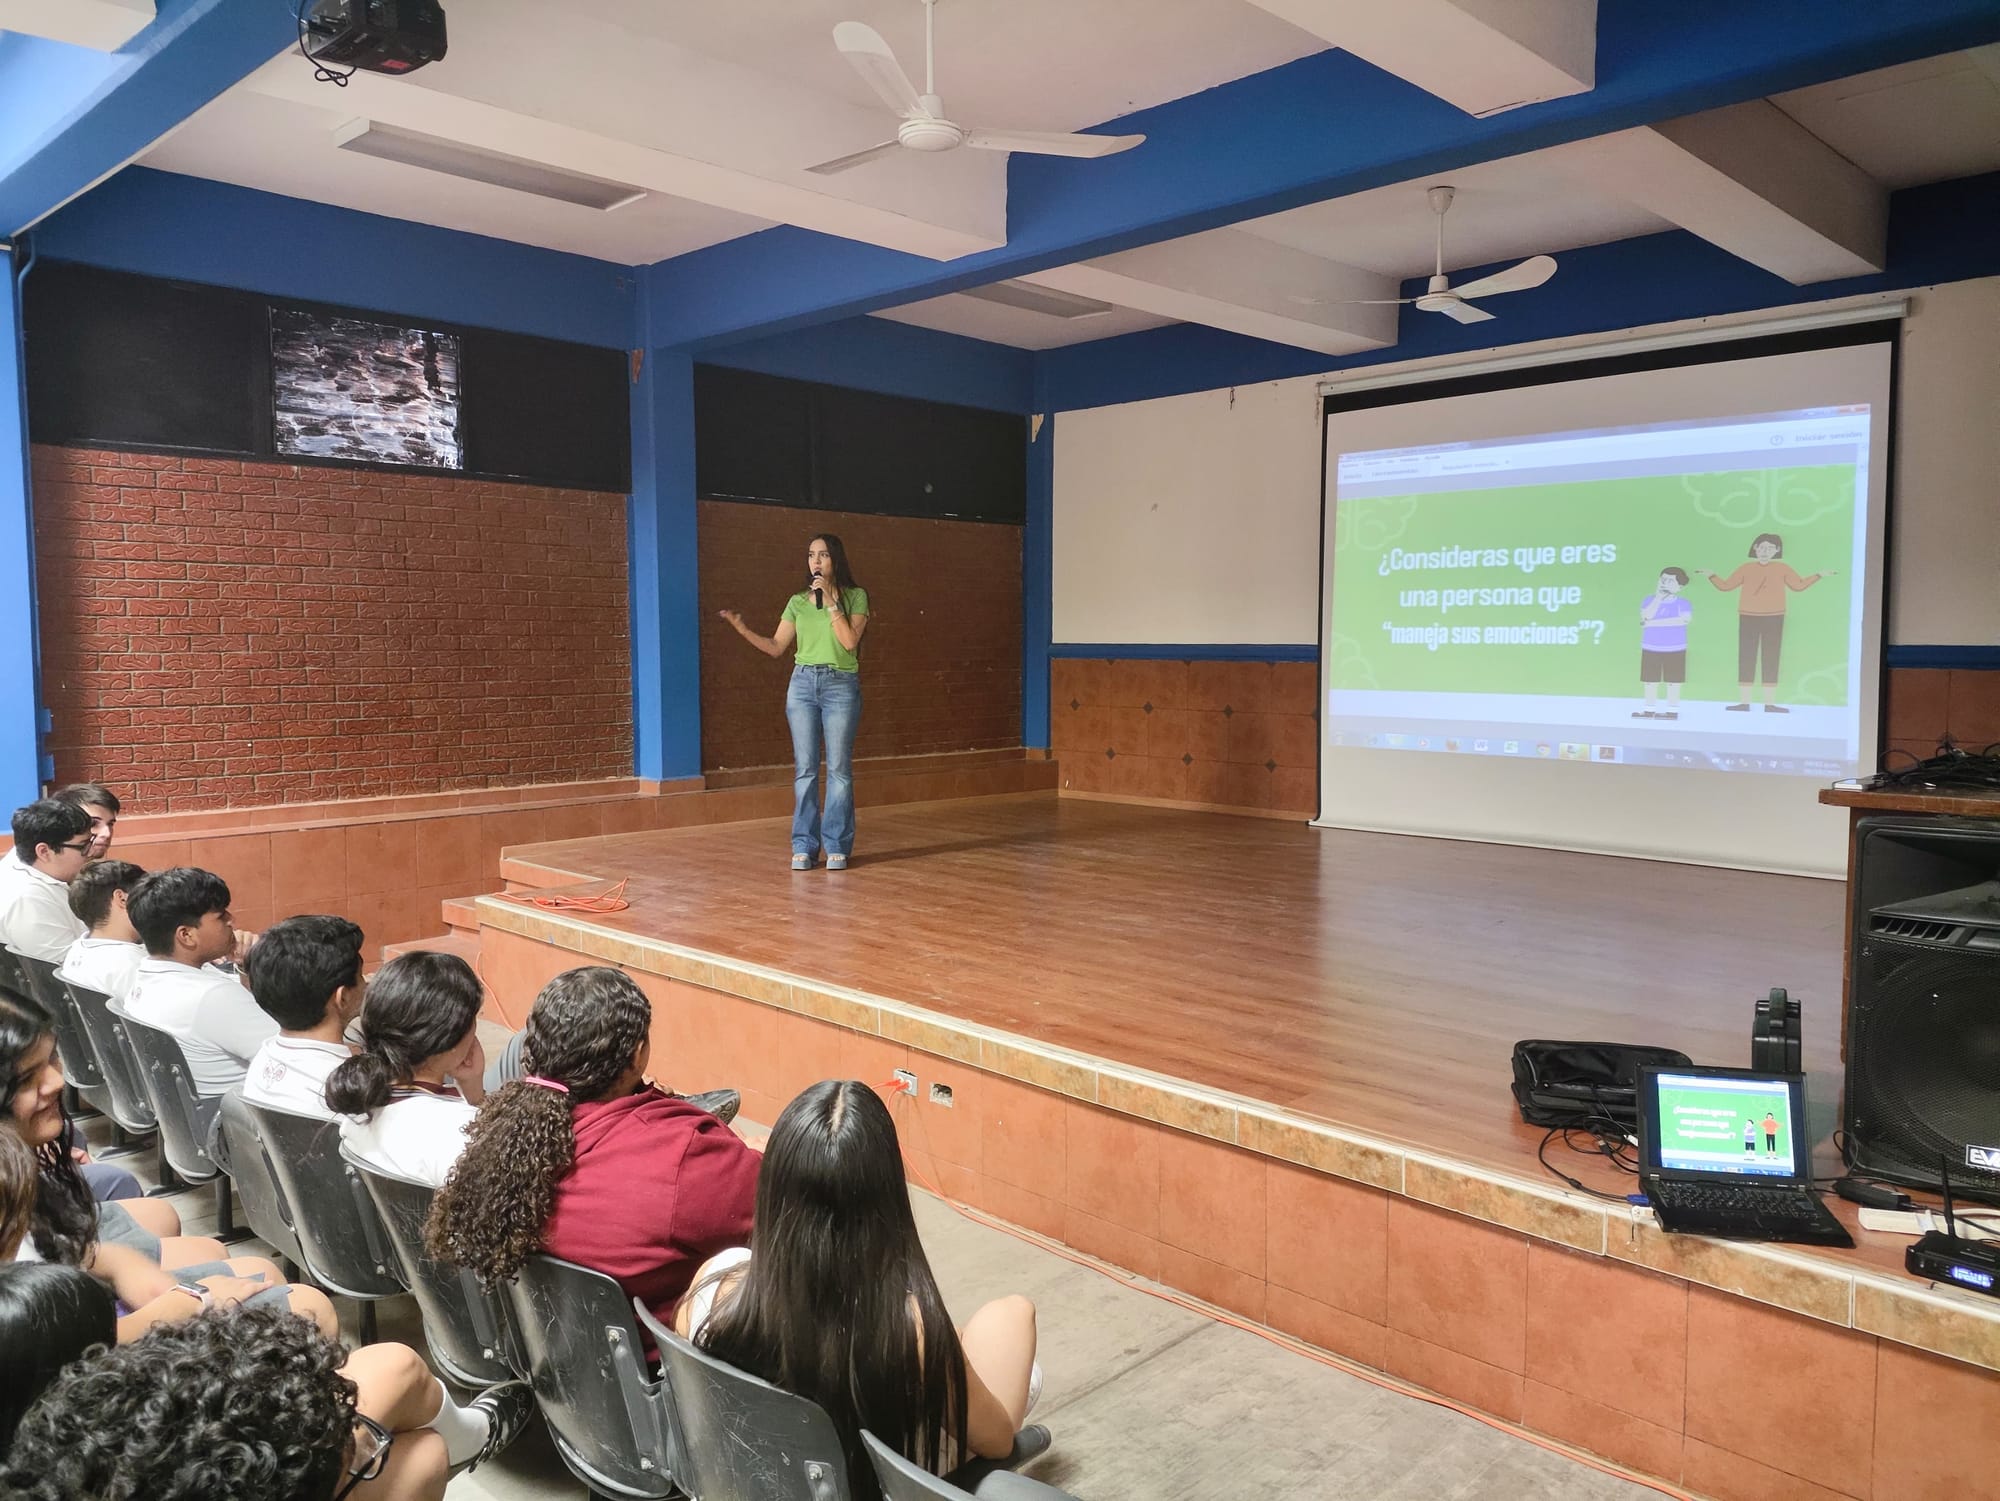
16,953,109,1104
651,1321,853,1501
215,1091,307,1269
859,1434,1074,1501
240,1101,403,1301
500,1254,677,1500
343,1148,517,1389
116,1011,221,1183
0,946,32,1001
60,980,156,1135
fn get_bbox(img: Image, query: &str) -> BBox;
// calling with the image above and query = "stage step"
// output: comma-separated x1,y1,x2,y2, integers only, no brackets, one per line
380,929,482,968
441,893,492,935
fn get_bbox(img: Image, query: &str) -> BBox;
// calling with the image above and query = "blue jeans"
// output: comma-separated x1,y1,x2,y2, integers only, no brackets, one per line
786,665,861,859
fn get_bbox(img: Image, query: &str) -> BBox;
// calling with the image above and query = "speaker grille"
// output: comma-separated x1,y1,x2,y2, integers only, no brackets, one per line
1850,936,2000,1198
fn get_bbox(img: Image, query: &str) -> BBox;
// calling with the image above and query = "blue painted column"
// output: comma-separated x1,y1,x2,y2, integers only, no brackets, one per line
627,344,703,781
1021,367,1054,750
0,247,43,804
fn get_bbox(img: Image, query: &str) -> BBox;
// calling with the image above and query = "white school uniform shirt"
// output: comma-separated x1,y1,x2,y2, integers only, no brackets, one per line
243,1035,351,1120
57,935,147,1004
338,1086,476,1187
122,956,278,1098
0,851,86,963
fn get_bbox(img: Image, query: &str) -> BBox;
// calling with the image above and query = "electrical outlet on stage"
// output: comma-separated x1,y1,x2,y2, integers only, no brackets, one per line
892,1068,917,1096
929,1082,954,1108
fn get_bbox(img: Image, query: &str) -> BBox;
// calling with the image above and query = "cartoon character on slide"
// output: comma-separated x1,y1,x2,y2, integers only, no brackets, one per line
1743,1120,1758,1154
1693,533,1837,714
1635,568,1692,720
1762,1111,1779,1154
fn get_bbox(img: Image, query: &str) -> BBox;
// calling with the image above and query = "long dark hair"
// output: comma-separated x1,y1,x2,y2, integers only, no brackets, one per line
1748,532,1784,558
0,990,95,1266
324,951,482,1119
812,533,862,599
425,966,650,1286
0,1263,117,1451
698,1081,966,1500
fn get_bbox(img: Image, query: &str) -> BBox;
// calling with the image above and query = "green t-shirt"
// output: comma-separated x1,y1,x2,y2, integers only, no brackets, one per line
783,586,869,672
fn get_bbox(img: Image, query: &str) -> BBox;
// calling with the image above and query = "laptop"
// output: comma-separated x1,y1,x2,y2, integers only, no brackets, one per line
1636,1064,1854,1248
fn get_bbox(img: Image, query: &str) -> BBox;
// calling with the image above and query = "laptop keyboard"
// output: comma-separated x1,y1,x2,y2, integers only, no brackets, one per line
1653,1182,1821,1219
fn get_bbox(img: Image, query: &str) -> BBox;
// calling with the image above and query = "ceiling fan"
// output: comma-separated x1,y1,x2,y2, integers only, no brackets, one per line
1308,186,1557,324
806,0,1145,176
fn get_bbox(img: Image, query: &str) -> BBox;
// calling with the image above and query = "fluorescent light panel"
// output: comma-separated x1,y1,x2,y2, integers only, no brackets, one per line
961,281,1114,319
334,121,646,212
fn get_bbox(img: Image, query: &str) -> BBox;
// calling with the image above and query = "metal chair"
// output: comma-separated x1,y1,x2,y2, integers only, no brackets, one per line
116,1009,238,1235
499,1254,679,1501
649,1316,852,1501
61,978,178,1190
15,952,112,1119
861,1434,1076,1501
343,1147,518,1389
241,1101,404,1342
0,946,33,1000
215,1091,308,1272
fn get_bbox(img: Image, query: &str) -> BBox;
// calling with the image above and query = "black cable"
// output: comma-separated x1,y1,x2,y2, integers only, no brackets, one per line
297,0,356,87
1854,739,2000,793
1537,1121,1641,1204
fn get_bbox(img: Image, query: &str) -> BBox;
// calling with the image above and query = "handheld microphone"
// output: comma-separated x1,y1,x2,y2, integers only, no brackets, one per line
811,573,824,610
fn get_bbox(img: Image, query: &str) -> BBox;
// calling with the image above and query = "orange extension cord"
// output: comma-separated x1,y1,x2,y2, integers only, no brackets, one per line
493,877,632,914
870,1075,1699,1501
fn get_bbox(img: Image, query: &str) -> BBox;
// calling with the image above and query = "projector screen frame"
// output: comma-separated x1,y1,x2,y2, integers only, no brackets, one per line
1314,319,1899,878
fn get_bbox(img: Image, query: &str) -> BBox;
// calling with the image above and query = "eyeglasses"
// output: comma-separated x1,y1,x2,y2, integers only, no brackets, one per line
57,841,93,854
332,1413,393,1501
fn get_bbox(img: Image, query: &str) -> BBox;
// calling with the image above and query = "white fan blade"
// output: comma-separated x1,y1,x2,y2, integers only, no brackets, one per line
806,140,904,176
1288,294,1415,307
1436,299,1496,325
1449,254,1555,301
833,21,927,119
963,129,1145,159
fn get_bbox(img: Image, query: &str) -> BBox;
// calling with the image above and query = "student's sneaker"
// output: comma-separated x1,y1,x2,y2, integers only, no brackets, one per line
1024,1359,1042,1416
791,852,815,871
680,1088,742,1124
466,1381,535,1471
826,853,850,871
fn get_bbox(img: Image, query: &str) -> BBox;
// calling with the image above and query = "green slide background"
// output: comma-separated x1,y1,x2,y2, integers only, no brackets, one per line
1329,465,1856,703
1655,1082,1793,1163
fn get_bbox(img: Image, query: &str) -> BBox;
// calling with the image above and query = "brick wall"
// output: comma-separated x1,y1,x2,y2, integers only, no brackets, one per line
32,445,634,812
1051,657,1318,816
697,500,1022,771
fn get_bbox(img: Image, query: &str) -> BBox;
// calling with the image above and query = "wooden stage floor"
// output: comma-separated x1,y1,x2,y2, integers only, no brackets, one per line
511,792,1852,1197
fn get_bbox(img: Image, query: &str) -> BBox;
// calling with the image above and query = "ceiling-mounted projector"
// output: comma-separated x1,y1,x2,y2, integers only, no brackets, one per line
301,0,447,75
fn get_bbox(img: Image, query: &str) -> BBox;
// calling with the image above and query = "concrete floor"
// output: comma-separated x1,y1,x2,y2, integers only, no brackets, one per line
93,1087,1665,1501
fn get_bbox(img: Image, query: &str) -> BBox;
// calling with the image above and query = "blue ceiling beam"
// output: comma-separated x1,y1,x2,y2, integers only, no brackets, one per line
0,0,296,238
644,0,2000,352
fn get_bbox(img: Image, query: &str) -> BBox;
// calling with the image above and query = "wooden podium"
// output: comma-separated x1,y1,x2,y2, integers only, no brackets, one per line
1819,781,2000,1056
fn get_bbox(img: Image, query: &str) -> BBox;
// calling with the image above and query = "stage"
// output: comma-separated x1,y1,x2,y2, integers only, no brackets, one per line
462,790,2000,1496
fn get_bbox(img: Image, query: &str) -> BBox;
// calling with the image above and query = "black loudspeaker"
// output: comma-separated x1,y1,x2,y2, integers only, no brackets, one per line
1845,816,2000,1205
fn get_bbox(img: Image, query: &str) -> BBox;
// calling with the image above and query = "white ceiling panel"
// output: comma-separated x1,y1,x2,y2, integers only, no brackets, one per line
143,90,770,266
871,293,1174,349
1772,47,2000,190
1238,146,1674,277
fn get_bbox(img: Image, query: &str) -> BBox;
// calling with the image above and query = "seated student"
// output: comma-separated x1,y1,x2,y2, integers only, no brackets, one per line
681,1080,1042,1500
51,783,119,863
242,915,367,1118
54,859,147,1003
0,1305,533,1501
122,868,274,1097
1,986,328,1342
0,801,91,963
0,1264,116,1454
328,952,485,1185
426,966,761,1330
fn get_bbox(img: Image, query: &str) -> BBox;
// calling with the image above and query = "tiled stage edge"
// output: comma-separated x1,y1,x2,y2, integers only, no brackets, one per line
472,892,2000,1388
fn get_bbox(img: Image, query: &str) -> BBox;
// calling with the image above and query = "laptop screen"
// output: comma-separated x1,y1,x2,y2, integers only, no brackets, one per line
1647,1069,1802,1179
